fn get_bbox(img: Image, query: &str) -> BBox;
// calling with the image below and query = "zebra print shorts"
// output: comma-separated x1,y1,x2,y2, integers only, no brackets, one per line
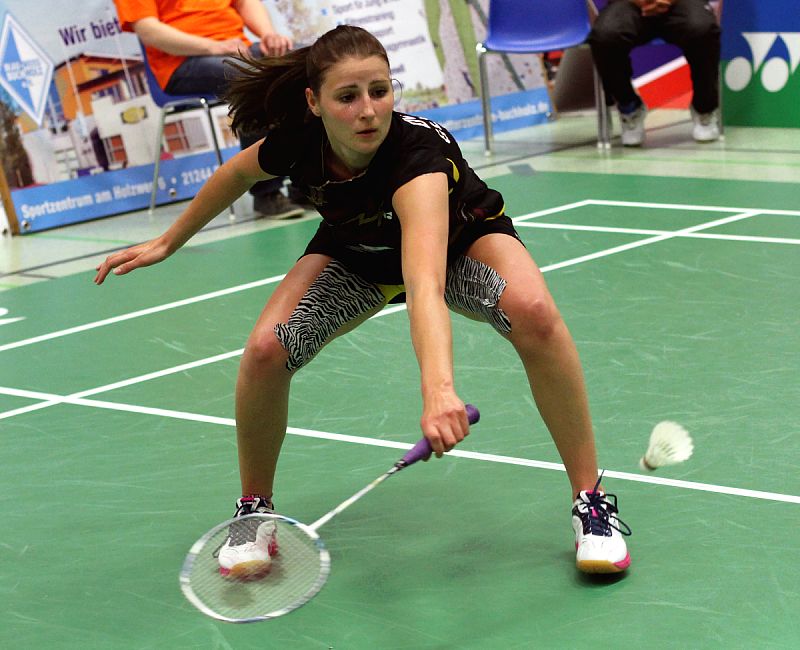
274,257,511,372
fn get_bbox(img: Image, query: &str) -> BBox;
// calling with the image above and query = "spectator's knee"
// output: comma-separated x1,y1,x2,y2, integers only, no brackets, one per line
682,20,720,44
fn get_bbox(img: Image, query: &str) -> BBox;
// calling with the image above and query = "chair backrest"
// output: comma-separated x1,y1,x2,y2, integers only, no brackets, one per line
486,0,592,51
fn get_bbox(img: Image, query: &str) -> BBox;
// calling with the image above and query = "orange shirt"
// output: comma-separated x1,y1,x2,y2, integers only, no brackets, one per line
114,0,251,89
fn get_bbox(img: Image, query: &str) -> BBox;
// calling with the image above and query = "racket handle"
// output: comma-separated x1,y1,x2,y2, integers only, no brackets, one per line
399,404,480,467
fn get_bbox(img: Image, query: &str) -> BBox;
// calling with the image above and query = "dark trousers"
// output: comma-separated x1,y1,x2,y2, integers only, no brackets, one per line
588,0,721,113
165,43,283,197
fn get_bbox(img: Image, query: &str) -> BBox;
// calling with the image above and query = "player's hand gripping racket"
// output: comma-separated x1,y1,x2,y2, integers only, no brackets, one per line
180,405,480,623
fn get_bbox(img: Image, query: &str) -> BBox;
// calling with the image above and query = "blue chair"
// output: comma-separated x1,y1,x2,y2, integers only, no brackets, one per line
140,47,231,215
476,0,607,154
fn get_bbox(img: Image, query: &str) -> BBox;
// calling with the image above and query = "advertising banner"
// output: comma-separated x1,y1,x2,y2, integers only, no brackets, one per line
0,0,548,234
721,1,800,127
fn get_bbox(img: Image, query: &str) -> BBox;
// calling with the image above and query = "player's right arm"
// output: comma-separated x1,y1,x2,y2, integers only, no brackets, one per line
132,16,246,56
94,142,273,284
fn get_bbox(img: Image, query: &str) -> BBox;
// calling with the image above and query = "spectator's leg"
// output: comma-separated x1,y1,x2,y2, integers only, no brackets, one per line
588,1,657,108
165,47,300,215
661,0,721,113
164,55,230,96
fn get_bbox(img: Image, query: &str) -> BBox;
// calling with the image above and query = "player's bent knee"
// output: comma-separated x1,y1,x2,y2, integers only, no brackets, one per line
242,330,289,373
515,298,560,343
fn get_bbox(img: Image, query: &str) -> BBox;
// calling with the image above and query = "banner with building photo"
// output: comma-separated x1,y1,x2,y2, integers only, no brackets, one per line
0,0,549,234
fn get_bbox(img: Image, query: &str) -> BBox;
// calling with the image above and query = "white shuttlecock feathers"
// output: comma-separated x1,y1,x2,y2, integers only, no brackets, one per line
640,421,694,471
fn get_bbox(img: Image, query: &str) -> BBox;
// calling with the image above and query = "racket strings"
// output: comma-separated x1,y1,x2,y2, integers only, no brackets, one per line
183,516,330,621
212,497,277,556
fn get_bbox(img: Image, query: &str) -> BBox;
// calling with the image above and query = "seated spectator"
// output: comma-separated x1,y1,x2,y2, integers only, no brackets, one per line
114,0,305,218
589,0,721,146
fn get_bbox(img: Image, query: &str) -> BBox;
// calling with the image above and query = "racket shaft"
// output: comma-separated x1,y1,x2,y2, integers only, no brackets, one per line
308,405,479,531
309,468,397,531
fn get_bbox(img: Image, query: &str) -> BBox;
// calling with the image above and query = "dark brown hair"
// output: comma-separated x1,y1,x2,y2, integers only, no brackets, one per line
225,25,390,136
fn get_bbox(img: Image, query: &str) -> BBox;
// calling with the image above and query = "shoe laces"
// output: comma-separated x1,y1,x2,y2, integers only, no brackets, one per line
234,495,274,517
575,472,632,538
213,496,274,555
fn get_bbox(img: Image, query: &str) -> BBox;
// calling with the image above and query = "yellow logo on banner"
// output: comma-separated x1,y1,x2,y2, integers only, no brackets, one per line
121,106,147,124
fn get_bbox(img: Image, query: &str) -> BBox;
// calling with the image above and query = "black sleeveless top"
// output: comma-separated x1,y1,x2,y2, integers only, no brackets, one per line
258,111,506,283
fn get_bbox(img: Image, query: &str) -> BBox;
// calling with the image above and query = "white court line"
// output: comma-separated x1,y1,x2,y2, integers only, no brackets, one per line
516,221,800,246
512,200,592,221
0,305,409,422
1,198,784,355
0,204,793,505
1,384,797,505
0,273,286,354
0,349,245,421
584,199,800,217
540,211,761,272
0,207,764,420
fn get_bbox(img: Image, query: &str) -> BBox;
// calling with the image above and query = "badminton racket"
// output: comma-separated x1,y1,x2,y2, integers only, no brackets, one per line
180,404,480,623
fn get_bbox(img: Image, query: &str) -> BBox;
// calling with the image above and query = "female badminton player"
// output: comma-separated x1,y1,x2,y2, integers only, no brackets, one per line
94,25,630,575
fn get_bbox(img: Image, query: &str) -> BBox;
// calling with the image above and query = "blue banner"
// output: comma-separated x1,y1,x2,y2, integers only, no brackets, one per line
417,87,551,141
12,148,236,233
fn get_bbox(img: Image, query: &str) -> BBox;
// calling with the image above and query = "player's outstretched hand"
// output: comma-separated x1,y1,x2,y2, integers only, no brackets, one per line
94,237,172,285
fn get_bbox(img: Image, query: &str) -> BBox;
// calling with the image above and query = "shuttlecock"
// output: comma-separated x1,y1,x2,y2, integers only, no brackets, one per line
639,421,694,471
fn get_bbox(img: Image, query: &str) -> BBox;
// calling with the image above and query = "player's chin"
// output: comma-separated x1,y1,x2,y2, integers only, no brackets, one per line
351,137,382,154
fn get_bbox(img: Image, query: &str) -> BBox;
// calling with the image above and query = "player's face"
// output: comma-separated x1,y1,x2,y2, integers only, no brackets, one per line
306,55,393,174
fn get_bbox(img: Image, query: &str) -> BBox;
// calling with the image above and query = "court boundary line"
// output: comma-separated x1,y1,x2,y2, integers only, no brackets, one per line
0,202,795,505
0,305,410,422
581,199,800,217
1,383,797,506
1,198,776,354
0,273,286,354
515,221,800,246
0,207,766,419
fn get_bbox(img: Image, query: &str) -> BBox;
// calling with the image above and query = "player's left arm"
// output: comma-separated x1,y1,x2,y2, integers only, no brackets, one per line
393,172,469,458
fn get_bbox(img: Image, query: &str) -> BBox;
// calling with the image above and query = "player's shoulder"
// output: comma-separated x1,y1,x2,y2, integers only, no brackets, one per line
391,111,455,148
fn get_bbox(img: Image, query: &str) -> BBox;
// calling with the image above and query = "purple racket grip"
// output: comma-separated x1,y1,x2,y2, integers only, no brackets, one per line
398,404,480,467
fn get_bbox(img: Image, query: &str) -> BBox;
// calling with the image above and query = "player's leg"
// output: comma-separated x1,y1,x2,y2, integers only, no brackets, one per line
220,255,392,576
236,255,391,498
453,233,630,573
458,233,599,496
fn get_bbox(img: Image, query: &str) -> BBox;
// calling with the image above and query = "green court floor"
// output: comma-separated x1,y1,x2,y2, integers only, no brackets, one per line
1,171,798,649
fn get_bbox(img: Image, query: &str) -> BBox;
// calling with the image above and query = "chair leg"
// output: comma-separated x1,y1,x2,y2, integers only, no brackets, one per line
149,106,170,214
539,54,558,120
717,69,725,139
593,66,612,149
201,100,235,218
476,44,493,156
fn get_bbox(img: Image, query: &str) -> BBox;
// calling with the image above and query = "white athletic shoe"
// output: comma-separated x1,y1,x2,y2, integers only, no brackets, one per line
691,107,721,142
217,496,278,579
620,103,648,147
572,485,631,574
